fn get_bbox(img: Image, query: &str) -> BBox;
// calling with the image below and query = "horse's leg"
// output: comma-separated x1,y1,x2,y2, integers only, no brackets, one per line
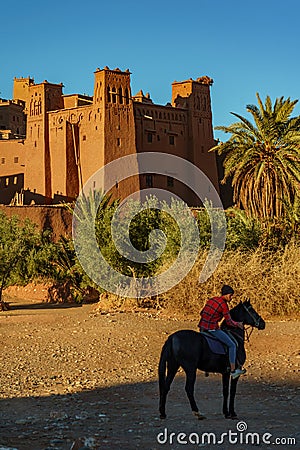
159,361,179,419
222,372,230,418
228,377,239,419
183,366,206,420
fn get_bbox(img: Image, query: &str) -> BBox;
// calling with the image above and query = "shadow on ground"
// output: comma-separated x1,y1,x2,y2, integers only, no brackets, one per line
2,296,85,312
0,374,298,450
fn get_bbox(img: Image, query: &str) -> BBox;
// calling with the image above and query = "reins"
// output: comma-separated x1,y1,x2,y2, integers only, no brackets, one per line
242,302,261,343
244,325,254,342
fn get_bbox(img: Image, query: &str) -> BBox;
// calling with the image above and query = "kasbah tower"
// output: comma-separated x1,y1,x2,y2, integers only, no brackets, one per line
0,66,222,207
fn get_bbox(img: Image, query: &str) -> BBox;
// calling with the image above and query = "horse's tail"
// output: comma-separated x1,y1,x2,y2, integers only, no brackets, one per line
158,336,172,393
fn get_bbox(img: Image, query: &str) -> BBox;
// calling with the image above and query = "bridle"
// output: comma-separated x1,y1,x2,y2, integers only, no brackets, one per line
242,302,262,342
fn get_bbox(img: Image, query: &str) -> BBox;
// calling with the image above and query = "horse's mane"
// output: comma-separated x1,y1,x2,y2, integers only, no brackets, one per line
222,301,248,326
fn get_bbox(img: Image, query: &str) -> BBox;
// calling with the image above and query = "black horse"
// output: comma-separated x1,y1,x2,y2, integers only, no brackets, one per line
159,300,265,420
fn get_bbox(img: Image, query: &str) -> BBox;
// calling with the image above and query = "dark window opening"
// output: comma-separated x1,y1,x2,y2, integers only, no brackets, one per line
167,176,174,187
118,87,123,104
112,88,117,103
125,88,129,105
147,133,153,143
146,175,153,187
169,135,175,145
14,157,19,163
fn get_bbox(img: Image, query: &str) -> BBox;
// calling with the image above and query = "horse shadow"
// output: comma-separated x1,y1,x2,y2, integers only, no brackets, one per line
0,376,298,450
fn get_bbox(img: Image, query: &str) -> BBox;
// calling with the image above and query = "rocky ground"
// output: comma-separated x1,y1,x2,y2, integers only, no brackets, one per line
0,294,299,450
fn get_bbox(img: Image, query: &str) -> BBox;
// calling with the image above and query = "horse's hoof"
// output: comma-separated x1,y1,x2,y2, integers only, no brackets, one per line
225,413,237,419
226,413,238,419
193,411,206,420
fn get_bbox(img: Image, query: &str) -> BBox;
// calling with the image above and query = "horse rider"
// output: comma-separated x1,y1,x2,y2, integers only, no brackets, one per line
198,285,246,379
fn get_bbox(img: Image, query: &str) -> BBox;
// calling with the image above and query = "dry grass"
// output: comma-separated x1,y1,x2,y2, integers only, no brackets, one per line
95,243,300,319
160,243,300,318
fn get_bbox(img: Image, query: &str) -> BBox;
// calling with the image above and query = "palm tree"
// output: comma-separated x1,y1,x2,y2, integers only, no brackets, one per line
211,93,300,220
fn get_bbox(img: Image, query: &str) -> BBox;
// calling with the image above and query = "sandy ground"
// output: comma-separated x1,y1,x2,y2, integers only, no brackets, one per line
0,295,299,450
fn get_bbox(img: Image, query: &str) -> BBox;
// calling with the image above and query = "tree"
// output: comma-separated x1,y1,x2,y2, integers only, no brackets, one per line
211,94,300,220
0,213,41,306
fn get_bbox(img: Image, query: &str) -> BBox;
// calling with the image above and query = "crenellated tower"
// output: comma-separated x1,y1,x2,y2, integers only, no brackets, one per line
172,76,219,199
25,81,64,200
92,67,140,197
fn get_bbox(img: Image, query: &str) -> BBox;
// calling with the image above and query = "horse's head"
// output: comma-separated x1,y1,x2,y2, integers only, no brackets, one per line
232,300,265,330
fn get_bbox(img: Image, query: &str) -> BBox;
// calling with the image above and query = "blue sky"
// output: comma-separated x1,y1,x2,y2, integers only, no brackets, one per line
1,0,300,140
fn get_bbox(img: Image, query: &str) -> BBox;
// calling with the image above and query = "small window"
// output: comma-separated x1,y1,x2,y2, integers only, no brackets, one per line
167,176,174,187
157,135,160,141
118,87,123,104
169,135,175,145
1,158,5,164
112,88,117,103
14,176,18,184
5,177,9,186
146,175,153,187
83,135,86,141
147,133,153,143
125,88,129,105
14,157,19,163
117,138,121,146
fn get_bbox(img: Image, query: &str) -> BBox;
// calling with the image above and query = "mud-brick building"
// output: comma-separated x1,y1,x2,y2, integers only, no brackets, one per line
0,67,222,206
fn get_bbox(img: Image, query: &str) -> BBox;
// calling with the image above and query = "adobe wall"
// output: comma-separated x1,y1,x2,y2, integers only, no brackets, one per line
0,69,225,208
100,68,140,201
0,205,73,241
0,139,26,175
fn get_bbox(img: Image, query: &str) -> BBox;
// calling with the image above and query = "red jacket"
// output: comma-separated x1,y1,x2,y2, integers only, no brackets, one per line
198,296,239,330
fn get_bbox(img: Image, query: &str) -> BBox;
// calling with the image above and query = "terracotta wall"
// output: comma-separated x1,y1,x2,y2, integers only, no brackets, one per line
0,69,225,208
0,205,72,241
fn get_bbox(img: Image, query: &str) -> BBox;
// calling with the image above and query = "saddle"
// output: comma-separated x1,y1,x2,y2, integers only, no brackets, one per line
200,330,238,355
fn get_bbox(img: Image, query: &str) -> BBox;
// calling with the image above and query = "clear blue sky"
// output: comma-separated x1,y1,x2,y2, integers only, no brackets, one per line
1,0,299,140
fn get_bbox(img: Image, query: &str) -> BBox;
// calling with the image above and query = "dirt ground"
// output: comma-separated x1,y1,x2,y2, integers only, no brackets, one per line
0,293,299,450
